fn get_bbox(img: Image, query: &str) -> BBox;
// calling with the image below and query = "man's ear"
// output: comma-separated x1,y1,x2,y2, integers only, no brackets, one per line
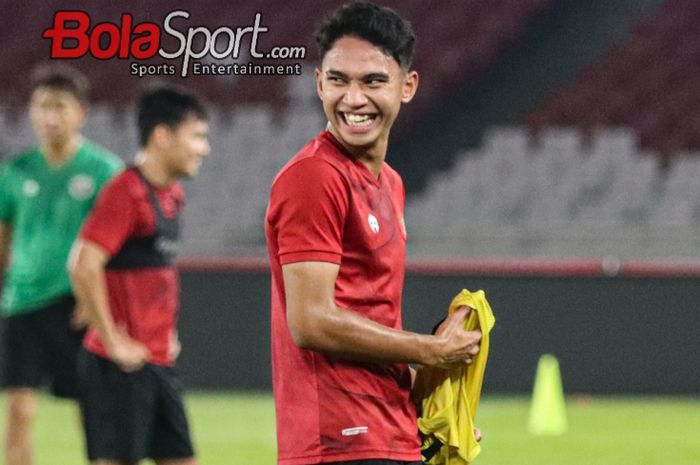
401,70,419,104
315,67,324,100
151,123,172,150
76,104,88,129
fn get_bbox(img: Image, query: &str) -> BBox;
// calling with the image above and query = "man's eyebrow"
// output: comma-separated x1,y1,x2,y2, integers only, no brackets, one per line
363,72,389,81
326,69,348,79
325,70,390,81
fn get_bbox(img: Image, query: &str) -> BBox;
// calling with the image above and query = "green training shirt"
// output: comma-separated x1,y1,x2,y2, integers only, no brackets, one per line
0,139,123,316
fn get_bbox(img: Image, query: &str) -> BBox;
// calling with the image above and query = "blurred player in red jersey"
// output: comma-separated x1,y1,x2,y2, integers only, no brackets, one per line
0,64,122,465
69,86,209,465
265,3,482,464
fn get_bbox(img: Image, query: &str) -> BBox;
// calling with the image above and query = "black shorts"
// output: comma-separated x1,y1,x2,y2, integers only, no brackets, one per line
1,295,84,398
78,349,195,461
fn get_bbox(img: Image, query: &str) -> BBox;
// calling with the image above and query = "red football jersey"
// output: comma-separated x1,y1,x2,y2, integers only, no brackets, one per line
265,131,421,464
80,169,185,366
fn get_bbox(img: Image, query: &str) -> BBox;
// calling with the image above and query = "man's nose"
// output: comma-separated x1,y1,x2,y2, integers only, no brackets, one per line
342,81,368,107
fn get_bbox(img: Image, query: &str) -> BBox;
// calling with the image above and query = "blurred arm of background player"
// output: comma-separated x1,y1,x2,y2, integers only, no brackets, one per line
0,223,10,273
0,221,88,332
0,224,9,306
0,220,88,333
283,261,481,369
68,239,150,372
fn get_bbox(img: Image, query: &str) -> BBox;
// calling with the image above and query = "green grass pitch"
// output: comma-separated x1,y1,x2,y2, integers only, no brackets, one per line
5,393,699,464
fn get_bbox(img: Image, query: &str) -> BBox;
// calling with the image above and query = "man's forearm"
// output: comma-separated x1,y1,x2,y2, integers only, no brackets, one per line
283,261,480,368
0,222,12,276
291,302,438,365
70,261,118,348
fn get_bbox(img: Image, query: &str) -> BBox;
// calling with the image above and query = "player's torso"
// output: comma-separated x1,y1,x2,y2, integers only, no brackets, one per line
108,168,182,268
321,146,408,328
97,169,183,365
1,149,113,308
8,150,103,245
273,138,418,462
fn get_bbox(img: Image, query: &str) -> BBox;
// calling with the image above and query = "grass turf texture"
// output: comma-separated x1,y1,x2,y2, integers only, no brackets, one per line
4,393,699,465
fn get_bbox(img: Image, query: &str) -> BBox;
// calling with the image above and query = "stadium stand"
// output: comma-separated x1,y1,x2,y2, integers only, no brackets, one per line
405,126,700,259
4,0,700,260
526,0,700,157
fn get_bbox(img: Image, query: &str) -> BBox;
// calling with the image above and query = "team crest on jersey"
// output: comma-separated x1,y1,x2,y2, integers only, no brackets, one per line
22,179,40,197
367,213,380,233
68,174,95,200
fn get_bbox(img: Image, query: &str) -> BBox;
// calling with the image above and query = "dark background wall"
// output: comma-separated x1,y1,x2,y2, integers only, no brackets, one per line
176,267,700,394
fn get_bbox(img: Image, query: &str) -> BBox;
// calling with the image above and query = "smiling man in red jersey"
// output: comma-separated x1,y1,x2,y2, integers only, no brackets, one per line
265,3,482,465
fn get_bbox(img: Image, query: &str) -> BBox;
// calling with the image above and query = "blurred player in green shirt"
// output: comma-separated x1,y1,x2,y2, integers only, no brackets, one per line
0,64,122,465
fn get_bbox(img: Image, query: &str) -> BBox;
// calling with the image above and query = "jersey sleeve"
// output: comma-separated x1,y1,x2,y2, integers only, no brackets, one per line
0,163,14,223
268,158,349,265
80,176,137,256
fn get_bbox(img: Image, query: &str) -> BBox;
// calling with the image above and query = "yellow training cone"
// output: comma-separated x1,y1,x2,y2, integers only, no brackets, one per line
528,354,567,435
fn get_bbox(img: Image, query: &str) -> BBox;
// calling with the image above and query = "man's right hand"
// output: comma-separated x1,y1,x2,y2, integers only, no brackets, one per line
428,306,482,369
105,327,150,373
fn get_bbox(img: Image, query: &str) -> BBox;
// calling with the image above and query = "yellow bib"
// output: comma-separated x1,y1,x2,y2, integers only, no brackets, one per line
415,289,496,465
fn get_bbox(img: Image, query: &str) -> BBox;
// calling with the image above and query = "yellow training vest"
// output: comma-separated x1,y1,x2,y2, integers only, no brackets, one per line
415,289,496,465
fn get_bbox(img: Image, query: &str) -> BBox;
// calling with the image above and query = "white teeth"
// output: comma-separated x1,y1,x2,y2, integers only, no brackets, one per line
344,113,375,126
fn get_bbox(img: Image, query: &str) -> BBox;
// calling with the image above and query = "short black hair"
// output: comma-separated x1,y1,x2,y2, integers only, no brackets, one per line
30,63,90,105
137,86,207,147
315,2,416,70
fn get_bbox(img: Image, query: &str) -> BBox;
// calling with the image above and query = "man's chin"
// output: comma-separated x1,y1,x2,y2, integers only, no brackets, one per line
334,128,379,152
42,134,70,146
183,166,200,179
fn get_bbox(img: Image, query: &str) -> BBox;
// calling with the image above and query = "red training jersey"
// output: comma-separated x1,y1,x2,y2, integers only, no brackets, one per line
81,169,185,366
265,131,421,464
